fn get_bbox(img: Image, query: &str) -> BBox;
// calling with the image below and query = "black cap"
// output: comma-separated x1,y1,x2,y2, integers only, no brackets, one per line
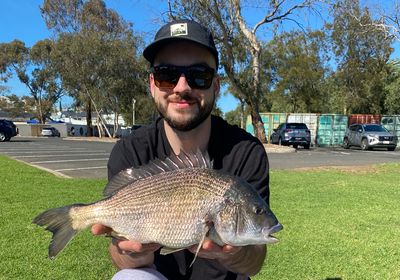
143,19,219,67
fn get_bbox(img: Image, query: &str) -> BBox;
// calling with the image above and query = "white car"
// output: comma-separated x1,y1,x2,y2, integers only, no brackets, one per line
41,127,60,137
343,124,397,151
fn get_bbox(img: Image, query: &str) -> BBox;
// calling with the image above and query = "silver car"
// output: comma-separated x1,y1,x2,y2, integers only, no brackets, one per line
343,124,397,151
41,127,61,137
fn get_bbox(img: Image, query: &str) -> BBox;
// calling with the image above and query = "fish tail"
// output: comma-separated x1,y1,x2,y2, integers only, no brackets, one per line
33,204,86,259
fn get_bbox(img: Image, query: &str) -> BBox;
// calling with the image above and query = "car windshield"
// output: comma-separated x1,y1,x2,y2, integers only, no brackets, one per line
287,123,308,129
364,125,388,132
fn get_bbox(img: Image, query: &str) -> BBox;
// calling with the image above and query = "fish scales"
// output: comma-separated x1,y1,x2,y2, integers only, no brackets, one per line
70,169,229,247
33,150,282,259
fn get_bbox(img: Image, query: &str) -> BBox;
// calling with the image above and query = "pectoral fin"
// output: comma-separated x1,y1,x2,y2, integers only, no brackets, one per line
189,224,210,267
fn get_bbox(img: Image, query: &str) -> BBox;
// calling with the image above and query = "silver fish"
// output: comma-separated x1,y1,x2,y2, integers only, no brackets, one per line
33,150,282,260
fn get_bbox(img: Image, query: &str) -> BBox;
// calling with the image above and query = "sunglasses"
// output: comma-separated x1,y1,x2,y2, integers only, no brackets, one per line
150,64,215,90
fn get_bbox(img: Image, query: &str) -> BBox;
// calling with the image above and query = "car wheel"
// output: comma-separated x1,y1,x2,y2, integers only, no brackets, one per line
388,147,396,151
361,138,369,150
304,143,310,149
0,132,6,142
293,144,298,149
343,138,350,149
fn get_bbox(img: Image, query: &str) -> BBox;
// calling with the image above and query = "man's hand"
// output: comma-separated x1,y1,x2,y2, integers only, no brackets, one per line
187,239,242,260
91,224,161,270
188,240,266,276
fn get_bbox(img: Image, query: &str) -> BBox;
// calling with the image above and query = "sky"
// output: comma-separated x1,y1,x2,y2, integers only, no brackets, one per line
0,0,399,114
0,0,240,113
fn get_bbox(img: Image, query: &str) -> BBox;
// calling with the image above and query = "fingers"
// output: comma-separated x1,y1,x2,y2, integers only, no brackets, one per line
188,240,242,260
112,239,161,255
91,224,112,235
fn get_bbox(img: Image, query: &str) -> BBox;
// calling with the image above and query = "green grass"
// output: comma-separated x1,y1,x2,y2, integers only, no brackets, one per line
255,165,400,280
0,155,115,280
1,155,400,279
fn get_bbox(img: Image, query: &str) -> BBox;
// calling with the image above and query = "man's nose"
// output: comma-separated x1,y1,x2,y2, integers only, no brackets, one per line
173,74,191,93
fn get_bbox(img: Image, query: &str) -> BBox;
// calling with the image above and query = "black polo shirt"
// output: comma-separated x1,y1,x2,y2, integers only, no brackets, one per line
107,115,270,280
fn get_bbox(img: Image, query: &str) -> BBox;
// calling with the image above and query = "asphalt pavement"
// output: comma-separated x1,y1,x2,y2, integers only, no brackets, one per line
1,136,399,178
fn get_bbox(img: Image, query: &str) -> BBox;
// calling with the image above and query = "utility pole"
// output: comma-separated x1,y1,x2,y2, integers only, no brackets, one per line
132,98,136,125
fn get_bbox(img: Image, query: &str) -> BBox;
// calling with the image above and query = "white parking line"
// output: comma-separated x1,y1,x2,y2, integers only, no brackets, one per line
331,151,351,155
55,166,107,171
13,153,109,158
31,158,109,164
2,150,106,154
0,148,87,151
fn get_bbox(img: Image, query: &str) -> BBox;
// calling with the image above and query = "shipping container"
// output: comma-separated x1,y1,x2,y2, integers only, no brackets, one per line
381,115,400,147
316,114,348,147
287,113,318,145
245,113,288,141
348,114,381,126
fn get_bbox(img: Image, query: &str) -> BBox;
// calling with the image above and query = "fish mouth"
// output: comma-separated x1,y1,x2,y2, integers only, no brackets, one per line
263,223,283,244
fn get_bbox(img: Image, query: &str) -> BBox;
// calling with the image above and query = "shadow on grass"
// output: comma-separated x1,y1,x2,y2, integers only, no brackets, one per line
326,278,342,280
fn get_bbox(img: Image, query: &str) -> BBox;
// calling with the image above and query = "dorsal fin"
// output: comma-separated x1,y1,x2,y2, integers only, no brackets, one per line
103,149,211,197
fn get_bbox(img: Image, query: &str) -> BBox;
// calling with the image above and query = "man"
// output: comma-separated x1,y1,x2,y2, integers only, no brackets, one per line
92,19,270,280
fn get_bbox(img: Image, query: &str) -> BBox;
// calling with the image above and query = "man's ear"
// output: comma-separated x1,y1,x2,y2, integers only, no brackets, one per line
213,74,221,99
149,73,155,98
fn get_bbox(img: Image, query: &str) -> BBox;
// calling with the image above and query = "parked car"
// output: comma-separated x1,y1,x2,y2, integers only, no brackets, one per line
41,127,61,137
343,123,398,151
270,122,311,149
0,119,18,142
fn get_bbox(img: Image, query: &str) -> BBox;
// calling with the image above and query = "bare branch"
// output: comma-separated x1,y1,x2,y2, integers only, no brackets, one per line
253,0,313,34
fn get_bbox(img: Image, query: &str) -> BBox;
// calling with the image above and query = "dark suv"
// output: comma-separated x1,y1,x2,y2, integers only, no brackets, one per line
343,124,397,151
0,119,18,142
270,122,311,149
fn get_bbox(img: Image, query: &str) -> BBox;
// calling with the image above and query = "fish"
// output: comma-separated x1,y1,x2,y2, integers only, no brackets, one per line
33,150,282,261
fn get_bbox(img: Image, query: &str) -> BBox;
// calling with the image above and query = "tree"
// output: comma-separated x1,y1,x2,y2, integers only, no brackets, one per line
224,105,246,127
0,39,63,123
41,0,147,136
170,0,320,143
0,94,31,118
266,30,329,113
327,0,393,114
384,60,400,114
350,0,400,43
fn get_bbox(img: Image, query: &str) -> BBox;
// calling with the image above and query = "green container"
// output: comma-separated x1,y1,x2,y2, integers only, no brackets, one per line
381,115,400,146
245,113,287,140
316,114,348,147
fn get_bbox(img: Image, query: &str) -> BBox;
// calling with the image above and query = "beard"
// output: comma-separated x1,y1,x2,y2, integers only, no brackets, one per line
154,93,215,131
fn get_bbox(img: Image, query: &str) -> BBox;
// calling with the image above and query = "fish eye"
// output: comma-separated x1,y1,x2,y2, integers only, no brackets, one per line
253,206,265,215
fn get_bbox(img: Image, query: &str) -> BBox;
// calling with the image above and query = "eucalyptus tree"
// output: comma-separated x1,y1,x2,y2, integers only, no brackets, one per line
266,30,329,113
384,60,400,114
327,0,393,114
0,94,31,118
41,0,147,136
170,0,320,142
0,39,63,123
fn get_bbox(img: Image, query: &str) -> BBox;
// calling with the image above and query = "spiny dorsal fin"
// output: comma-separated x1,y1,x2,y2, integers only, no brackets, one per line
103,149,211,197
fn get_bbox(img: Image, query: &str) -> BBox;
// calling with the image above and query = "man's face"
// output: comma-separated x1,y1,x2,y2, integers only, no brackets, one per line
150,41,220,131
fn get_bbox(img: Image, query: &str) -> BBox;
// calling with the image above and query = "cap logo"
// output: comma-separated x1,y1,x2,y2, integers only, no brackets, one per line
170,23,188,37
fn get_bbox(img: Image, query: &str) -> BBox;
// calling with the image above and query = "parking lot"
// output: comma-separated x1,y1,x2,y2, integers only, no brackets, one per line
0,137,399,178
0,137,114,178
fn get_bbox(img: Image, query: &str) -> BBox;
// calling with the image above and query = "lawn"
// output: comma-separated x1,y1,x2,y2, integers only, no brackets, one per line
1,155,399,279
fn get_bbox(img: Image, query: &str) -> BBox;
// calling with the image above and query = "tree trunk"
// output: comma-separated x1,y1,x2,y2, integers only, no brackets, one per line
86,98,93,136
240,100,245,129
231,0,266,143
